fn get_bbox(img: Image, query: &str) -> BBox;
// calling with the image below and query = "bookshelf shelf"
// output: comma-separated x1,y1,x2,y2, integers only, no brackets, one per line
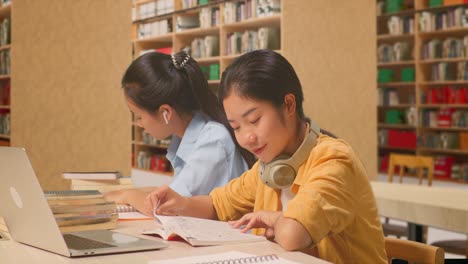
419,126,468,132
0,134,10,139
134,13,174,24
176,26,220,38
377,9,415,19
222,14,281,31
0,75,10,80
0,105,9,109
420,57,468,64
377,33,414,42
133,141,169,149
420,80,468,86
208,80,220,85
378,61,415,67
378,123,416,129
419,148,468,155
134,33,174,43
378,104,415,109
0,44,10,51
379,146,417,152
419,104,468,109
378,82,415,87
195,56,220,63
419,27,468,39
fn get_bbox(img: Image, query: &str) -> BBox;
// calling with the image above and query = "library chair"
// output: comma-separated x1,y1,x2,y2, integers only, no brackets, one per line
385,237,444,264
386,154,468,257
383,154,434,240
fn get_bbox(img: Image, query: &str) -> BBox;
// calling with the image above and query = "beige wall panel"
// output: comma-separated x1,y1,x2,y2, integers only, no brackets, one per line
283,0,377,178
11,0,132,190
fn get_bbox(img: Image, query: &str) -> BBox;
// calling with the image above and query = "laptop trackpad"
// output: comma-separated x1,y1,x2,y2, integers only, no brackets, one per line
66,230,145,249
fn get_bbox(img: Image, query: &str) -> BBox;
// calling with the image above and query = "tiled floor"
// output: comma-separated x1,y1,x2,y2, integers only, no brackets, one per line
377,173,467,259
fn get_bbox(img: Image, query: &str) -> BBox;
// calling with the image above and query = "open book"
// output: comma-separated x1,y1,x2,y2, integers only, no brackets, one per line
142,214,266,246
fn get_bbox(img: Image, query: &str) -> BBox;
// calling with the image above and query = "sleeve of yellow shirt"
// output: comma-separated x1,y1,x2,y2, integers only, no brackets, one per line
210,162,260,221
283,146,357,245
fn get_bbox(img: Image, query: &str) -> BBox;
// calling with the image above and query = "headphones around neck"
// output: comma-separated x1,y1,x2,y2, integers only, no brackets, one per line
258,120,320,189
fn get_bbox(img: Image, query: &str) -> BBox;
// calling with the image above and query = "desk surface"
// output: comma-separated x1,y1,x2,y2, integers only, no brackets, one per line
0,220,329,264
371,181,468,234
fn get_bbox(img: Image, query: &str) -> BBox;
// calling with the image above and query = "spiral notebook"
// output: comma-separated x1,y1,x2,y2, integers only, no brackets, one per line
150,251,302,264
115,204,152,220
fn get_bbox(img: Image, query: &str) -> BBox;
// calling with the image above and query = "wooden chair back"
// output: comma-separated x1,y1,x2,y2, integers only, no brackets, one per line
388,154,434,186
385,237,444,264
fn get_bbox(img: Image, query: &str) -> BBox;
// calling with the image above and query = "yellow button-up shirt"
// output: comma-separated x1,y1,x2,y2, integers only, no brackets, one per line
210,135,387,264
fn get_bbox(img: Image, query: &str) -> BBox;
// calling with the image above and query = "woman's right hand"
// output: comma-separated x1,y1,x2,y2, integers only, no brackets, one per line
144,185,188,216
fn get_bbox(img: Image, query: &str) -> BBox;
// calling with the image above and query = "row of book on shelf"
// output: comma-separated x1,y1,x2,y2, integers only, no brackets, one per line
422,86,468,104
226,27,279,55
379,128,468,150
0,49,9,75
381,107,467,128
135,151,172,173
431,61,468,81
377,88,415,107
133,0,174,21
0,79,9,105
386,15,414,35
378,42,412,63
378,67,415,83
422,108,468,128
379,154,468,182
0,17,10,47
421,37,468,60
0,111,9,135
419,7,468,32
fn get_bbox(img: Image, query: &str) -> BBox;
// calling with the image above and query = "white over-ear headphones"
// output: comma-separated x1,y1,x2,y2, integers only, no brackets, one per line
163,110,169,125
258,120,320,189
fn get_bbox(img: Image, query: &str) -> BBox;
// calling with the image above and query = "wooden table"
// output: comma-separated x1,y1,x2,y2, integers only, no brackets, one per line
0,220,330,264
371,181,468,241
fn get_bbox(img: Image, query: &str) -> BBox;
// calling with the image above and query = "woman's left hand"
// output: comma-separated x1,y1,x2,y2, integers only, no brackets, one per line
228,211,282,240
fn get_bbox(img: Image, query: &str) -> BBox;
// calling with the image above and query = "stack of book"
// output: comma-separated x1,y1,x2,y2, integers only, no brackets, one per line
63,171,133,193
45,190,118,233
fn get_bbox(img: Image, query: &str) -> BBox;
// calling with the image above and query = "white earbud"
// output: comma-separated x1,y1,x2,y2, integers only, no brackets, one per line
163,111,169,125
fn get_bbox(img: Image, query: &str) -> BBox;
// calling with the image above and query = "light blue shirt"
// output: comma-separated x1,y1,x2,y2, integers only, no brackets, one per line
167,112,248,197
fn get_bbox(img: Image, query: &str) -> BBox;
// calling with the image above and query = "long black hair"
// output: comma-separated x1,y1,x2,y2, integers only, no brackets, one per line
218,49,336,138
122,51,256,167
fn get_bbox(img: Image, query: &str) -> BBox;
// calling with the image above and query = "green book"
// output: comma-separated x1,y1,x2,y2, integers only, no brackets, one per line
386,0,403,13
429,0,443,7
209,64,219,80
378,69,394,83
385,110,403,124
401,67,415,82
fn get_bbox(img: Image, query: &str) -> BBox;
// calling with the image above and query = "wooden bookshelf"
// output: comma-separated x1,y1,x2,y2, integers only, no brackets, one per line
131,0,283,176
0,2,10,148
376,0,468,183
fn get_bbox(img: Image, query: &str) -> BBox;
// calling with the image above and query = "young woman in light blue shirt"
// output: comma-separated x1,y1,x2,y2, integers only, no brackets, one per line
105,51,254,215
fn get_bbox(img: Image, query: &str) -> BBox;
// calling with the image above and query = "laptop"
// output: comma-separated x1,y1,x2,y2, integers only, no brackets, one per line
0,147,168,257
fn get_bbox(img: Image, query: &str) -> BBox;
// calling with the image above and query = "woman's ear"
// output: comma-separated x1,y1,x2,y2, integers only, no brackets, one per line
158,104,172,124
283,93,297,117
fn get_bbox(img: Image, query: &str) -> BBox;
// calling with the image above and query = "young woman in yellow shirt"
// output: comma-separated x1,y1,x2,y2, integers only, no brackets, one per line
144,49,387,263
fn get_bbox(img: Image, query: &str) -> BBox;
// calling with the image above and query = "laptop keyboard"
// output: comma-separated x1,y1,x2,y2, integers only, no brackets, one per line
63,234,116,250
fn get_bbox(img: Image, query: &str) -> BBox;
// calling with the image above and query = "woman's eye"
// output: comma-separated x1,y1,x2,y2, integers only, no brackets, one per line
250,117,260,124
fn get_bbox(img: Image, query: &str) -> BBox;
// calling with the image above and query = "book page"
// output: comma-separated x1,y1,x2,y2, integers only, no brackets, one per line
145,215,266,246
149,250,302,264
